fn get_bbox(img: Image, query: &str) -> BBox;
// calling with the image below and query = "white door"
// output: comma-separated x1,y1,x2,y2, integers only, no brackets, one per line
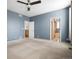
29,22,34,39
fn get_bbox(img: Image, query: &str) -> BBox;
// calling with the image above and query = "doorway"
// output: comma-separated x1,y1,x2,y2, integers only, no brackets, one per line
50,16,61,42
24,21,34,39
24,21,29,39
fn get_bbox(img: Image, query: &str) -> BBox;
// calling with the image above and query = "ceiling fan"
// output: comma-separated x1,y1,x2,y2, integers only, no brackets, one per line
17,0,41,11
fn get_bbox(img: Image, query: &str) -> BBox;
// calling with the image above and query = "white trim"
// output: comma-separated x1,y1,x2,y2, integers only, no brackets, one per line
50,18,52,40
29,21,34,39
34,38,51,42
69,7,71,41
59,20,61,42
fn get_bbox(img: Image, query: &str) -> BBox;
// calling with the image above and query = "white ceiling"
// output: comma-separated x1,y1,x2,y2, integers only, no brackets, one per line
7,0,71,17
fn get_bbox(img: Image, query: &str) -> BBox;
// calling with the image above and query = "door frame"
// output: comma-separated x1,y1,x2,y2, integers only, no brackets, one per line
50,16,61,42
29,21,34,39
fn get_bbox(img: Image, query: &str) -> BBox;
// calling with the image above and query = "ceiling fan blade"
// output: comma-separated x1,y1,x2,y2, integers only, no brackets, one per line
17,0,28,5
30,0,41,5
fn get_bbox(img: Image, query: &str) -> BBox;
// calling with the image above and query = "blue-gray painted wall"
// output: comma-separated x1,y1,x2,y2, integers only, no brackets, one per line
30,8,69,41
7,10,29,41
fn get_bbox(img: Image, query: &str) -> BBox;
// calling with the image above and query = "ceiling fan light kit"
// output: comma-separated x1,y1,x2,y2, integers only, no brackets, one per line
17,0,41,11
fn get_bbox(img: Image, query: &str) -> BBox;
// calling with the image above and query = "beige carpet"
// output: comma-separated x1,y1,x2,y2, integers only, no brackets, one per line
7,39,72,59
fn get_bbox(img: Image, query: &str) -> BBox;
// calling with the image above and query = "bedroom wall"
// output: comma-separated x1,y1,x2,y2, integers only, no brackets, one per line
7,10,29,41
30,7,69,41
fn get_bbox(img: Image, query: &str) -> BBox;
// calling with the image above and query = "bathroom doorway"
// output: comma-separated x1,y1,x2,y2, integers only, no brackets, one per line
24,21,34,39
50,16,61,42
24,21,29,39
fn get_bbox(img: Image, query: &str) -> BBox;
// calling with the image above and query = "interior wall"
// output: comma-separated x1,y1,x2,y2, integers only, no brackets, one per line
7,10,29,41
30,7,69,41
